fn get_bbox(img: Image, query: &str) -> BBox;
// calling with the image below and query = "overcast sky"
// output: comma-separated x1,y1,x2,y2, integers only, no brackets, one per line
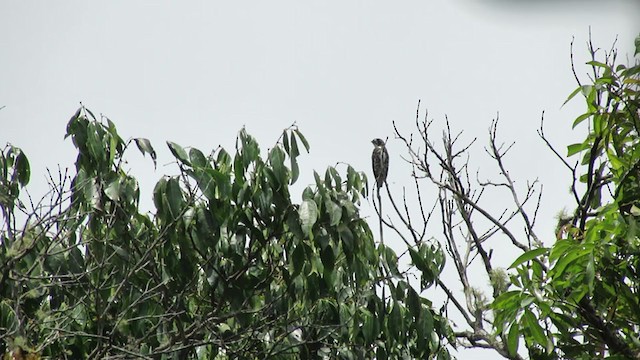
1,1,638,358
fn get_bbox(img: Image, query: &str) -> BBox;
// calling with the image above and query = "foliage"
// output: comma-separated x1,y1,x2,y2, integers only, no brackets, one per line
493,36,640,358
0,108,453,358
381,35,639,360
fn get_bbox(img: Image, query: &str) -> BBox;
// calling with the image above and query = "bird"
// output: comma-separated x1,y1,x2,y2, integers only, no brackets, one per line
371,138,389,191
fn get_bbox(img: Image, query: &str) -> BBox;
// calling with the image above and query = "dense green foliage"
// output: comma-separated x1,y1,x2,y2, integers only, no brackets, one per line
1,109,452,358
493,39,640,359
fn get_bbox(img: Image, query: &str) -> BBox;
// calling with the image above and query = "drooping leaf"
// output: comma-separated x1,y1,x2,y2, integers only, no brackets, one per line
339,224,354,253
388,302,403,341
324,198,342,227
406,286,421,320
14,148,30,187
361,309,375,343
299,199,318,237
153,177,168,216
507,323,520,356
522,310,547,348
134,138,157,168
268,146,287,185
294,129,310,152
290,134,300,184
167,141,191,166
86,122,106,163
291,243,306,277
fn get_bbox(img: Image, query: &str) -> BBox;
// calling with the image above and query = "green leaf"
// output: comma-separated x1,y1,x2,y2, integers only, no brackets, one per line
523,310,547,348
290,133,300,158
406,286,421,320
299,199,318,237
193,168,216,200
290,157,299,185
549,239,573,262
585,256,595,294
492,290,521,310
290,134,300,184
104,178,121,202
339,224,354,252
211,168,231,199
419,306,434,341
239,129,260,166
286,210,305,240
619,281,640,316
110,244,130,261
382,245,399,276
567,142,587,157
14,148,30,186
153,177,168,215
329,167,342,189
376,346,388,360
294,129,310,152
507,323,520,356
572,112,593,128
167,141,191,166
86,122,105,163
189,148,208,168
409,247,428,272
311,171,324,196
165,177,184,218
108,125,118,165
320,245,335,272
65,107,82,138
282,130,290,154
586,60,609,69
292,242,306,277
508,247,548,269
84,106,97,121
268,147,287,185
607,148,625,172
324,199,342,227
580,84,594,98
562,86,582,107
362,309,375,343
550,245,591,280
388,302,403,340
520,295,535,308
86,176,101,211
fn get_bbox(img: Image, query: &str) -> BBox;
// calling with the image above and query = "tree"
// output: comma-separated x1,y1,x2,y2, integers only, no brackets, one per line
1,107,453,358
495,35,640,359
382,35,640,359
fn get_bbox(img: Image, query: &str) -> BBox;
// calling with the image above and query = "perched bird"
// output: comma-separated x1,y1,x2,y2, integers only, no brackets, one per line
371,138,389,190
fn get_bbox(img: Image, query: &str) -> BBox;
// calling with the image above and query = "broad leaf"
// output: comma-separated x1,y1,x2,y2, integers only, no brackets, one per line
508,247,548,269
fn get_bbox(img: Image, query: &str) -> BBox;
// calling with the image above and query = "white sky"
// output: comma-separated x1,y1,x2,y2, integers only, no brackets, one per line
1,1,638,358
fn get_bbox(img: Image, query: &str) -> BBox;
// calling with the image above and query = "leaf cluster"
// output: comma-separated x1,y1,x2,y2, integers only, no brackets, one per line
493,35,640,359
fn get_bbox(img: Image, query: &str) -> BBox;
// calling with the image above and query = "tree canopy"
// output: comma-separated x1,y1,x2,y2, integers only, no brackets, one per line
1,110,451,358
492,36,640,359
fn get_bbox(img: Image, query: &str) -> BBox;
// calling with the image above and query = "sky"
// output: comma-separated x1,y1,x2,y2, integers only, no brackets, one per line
1,1,638,358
